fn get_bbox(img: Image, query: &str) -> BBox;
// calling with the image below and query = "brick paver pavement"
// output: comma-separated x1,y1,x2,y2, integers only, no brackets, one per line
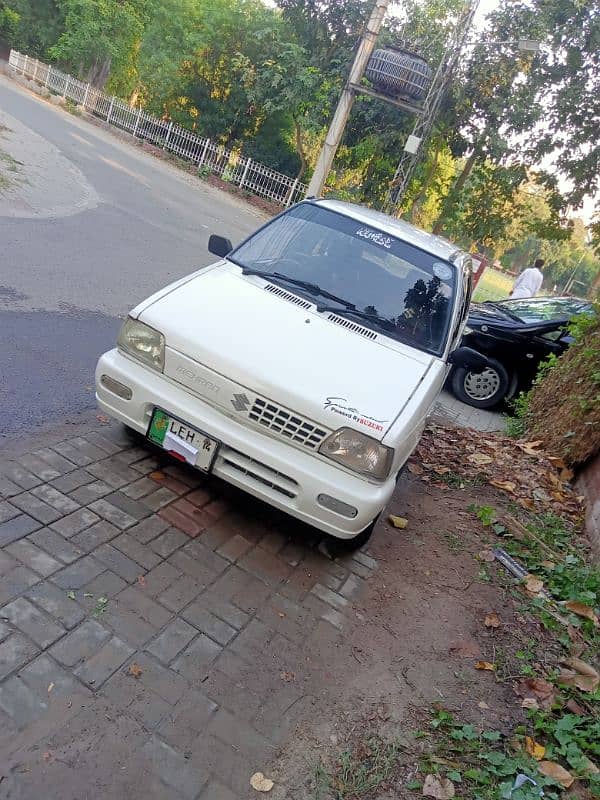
0,425,377,799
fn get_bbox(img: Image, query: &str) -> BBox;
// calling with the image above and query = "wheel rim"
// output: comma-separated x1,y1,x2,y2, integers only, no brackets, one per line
464,367,501,401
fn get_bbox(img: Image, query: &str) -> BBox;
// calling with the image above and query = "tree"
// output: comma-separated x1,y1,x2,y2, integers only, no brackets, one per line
525,0,600,211
50,0,145,89
237,41,322,179
432,0,599,236
1,0,65,59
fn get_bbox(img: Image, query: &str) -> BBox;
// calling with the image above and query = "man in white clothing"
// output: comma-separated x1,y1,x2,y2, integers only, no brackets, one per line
511,258,545,299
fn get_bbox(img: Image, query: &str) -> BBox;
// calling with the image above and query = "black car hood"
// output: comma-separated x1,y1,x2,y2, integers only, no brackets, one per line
467,304,570,336
468,303,516,325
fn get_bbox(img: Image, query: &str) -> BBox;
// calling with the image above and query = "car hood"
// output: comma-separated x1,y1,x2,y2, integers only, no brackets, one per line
467,303,570,336
136,263,435,439
468,303,517,326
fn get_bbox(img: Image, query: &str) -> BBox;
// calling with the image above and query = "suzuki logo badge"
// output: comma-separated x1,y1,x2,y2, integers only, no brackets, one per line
231,393,251,412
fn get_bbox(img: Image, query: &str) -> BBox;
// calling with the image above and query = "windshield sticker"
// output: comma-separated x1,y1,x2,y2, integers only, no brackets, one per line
355,227,393,249
324,397,387,433
432,262,453,281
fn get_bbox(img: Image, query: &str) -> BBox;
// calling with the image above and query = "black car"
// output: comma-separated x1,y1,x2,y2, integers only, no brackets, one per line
450,296,594,409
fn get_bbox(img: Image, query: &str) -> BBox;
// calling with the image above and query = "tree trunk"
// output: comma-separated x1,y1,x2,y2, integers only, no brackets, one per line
590,267,600,299
88,55,111,90
293,117,308,181
409,139,441,223
432,148,479,235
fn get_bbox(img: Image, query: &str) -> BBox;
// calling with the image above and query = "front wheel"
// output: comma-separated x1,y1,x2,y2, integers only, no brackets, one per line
324,517,378,556
451,357,510,409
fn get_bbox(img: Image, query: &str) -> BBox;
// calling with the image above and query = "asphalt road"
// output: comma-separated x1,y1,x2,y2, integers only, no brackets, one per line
0,75,265,440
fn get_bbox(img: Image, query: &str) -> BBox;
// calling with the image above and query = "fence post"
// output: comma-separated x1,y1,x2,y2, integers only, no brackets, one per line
238,157,252,190
106,96,115,124
133,107,142,138
285,177,300,207
63,74,70,98
45,64,51,88
198,138,211,168
24,54,29,76
32,59,38,81
163,120,173,150
82,82,90,109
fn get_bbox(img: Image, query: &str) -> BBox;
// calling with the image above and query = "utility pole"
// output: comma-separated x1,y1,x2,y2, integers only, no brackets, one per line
385,1,479,213
306,0,390,198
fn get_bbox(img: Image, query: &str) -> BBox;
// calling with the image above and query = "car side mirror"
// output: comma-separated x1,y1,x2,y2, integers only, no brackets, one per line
208,234,233,258
448,346,490,373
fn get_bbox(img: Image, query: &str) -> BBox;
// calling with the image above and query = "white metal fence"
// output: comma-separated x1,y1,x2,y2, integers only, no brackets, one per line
8,49,307,207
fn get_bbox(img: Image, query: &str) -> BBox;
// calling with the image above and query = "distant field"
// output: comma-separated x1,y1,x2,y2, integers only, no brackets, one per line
473,267,513,302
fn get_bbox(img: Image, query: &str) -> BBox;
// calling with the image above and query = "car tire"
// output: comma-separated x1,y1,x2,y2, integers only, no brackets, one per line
325,517,378,556
451,357,510,409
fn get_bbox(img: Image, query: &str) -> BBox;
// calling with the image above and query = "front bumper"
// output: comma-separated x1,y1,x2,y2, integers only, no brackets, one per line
95,349,396,538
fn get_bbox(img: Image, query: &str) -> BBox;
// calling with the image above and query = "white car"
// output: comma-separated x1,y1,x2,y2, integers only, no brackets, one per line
96,199,485,547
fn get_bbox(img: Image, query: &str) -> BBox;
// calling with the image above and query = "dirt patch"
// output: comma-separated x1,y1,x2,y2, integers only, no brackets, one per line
265,424,597,800
267,477,566,798
0,106,99,217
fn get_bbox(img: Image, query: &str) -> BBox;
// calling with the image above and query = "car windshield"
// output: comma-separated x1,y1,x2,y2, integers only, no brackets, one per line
229,203,457,356
498,297,590,323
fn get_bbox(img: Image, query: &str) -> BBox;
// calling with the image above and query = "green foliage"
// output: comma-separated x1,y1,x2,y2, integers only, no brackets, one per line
50,0,145,90
419,711,562,800
0,2,19,40
526,307,600,465
4,0,599,260
468,504,496,527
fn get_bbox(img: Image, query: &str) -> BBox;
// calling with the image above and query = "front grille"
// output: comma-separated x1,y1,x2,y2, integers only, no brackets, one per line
248,398,328,450
264,284,312,309
328,314,378,340
221,450,298,498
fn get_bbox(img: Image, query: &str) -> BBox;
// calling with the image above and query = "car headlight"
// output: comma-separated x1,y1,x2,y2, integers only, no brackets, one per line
319,427,393,480
117,317,165,372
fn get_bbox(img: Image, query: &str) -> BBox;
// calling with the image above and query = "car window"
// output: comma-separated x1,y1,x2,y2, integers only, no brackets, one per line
229,203,457,356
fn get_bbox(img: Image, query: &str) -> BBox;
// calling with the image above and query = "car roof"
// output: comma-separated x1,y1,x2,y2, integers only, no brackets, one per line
314,198,462,262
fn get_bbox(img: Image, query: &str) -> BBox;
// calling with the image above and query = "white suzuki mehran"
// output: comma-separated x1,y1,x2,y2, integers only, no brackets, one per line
96,199,486,547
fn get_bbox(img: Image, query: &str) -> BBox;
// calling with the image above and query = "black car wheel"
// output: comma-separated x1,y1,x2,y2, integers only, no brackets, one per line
451,357,510,409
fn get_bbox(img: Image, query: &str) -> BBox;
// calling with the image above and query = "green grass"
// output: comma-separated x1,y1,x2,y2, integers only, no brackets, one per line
473,267,514,303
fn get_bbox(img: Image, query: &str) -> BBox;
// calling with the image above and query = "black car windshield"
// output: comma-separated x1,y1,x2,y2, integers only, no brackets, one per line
498,297,591,323
229,203,457,356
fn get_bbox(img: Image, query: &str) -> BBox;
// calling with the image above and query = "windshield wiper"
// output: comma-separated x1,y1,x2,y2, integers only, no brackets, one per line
239,267,355,309
315,305,397,332
483,301,523,322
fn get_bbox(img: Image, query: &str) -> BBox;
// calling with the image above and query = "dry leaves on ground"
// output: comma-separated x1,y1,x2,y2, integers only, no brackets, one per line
558,657,599,693
523,575,544,596
475,661,496,671
525,736,546,760
563,600,599,626
537,761,574,788
127,663,143,679
388,515,408,529
484,612,501,628
409,425,583,521
521,697,540,710
250,772,274,792
422,774,455,799
514,677,556,710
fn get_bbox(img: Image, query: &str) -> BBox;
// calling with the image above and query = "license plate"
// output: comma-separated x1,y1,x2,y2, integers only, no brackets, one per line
147,409,218,472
